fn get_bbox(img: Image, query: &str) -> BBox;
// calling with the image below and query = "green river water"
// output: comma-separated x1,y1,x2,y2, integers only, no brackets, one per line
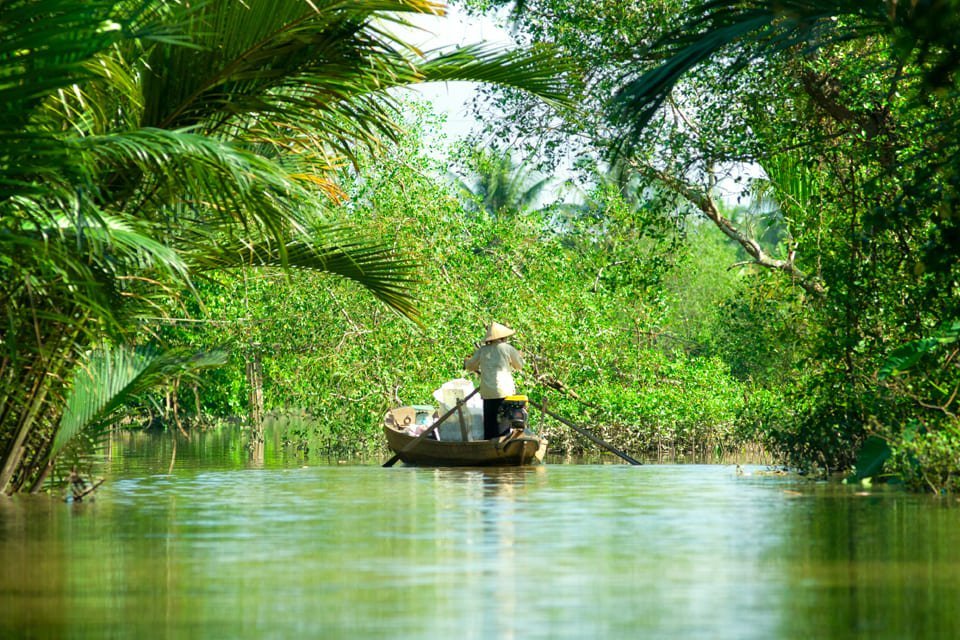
1,429,958,639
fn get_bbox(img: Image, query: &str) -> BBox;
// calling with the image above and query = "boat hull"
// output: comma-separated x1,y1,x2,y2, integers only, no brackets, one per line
383,424,547,467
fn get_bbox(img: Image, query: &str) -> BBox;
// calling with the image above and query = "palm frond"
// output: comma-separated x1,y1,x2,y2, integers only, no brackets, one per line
608,0,897,151
454,148,553,216
80,127,321,241
756,152,818,220
0,0,193,129
137,0,574,163
517,175,553,209
416,43,578,110
140,0,439,130
0,0,126,128
4,124,319,309
53,344,229,457
0,210,191,348
190,229,422,324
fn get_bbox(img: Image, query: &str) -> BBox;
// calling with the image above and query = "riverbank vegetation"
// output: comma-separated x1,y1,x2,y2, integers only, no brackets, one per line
3,0,959,493
462,0,960,490
160,121,752,463
0,0,570,493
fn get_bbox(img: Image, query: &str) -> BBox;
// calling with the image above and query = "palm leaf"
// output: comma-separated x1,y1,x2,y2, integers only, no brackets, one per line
0,0,125,128
52,345,229,457
79,127,318,238
753,151,818,220
416,43,577,110
139,1,442,131
0,208,194,345
0,0,192,129
453,148,554,216
608,0,899,150
190,229,422,324
137,0,574,164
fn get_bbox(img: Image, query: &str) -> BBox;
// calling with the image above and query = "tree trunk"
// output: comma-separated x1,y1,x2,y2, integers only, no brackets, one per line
246,347,265,463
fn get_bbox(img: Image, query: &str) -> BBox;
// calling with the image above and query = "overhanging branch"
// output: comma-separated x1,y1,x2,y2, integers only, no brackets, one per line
644,164,826,297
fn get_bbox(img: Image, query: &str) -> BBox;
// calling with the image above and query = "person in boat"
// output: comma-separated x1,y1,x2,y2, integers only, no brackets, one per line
463,321,524,440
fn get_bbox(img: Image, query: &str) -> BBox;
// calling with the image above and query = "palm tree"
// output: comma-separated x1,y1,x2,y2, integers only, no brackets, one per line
452,148,554,218
0,0,574,493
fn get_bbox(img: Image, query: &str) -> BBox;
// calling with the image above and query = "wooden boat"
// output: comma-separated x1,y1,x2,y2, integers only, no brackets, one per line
383,407,547,467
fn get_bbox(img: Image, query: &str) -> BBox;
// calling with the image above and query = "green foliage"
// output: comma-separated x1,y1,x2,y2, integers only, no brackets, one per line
164,123,751,460
760,372,867,473
889,427,960,494
735,386,785,444
850,436,892,483
870,320,960,490
450,146,555,218
878,321,960,381
0,0,576,492
54,345,228,458
10,0,959,491
559,351,746,457
463,0,960,489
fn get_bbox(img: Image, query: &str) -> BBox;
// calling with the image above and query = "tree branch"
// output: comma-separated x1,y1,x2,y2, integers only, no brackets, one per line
640,163,826,297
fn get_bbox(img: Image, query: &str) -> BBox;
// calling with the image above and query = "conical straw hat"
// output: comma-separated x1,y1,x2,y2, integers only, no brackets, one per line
483,321,515,343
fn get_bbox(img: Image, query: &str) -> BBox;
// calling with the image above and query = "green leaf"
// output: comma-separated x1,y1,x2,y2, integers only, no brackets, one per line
53,345,228,457
878,338,940,379
878,320,960,379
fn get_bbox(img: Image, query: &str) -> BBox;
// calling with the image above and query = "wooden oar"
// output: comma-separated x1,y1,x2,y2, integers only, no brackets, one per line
530,400,642,465
382,387,481,467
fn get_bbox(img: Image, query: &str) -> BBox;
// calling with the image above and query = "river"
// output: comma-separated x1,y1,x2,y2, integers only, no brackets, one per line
1,429,958,639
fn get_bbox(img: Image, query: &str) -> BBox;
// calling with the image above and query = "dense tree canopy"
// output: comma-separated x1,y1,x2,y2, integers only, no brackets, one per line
460,0,960,487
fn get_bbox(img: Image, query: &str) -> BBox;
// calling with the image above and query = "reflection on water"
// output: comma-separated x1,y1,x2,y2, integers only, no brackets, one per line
1,431,958,639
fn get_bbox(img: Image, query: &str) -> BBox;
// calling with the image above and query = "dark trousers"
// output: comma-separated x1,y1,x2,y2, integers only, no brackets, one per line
483,398,507,439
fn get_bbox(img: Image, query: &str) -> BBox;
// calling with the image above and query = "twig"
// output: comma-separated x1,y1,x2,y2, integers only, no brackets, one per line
66,468,105,502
